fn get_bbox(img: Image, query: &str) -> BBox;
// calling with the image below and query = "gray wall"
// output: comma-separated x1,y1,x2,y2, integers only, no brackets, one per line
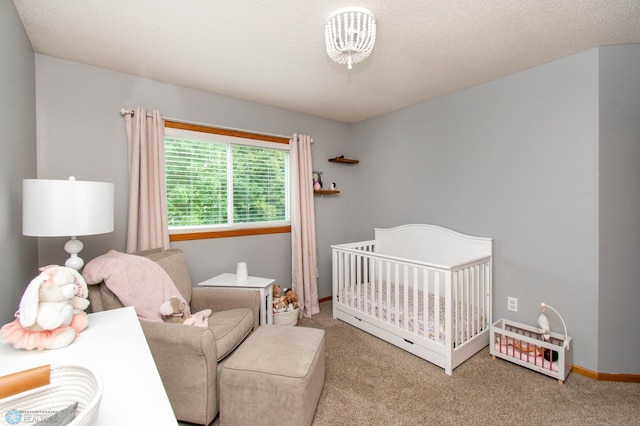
0,2,38,325
598,44,640,374
351,50,602,370
33,55,352,299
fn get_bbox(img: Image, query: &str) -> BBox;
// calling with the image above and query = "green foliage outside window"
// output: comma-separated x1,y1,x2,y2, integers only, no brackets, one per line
232,145,288,223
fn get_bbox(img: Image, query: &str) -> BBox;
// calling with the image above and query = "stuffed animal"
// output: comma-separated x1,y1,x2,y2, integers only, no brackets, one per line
160,296,188,324
159,296,211,328
284,289,300,310
272,288,301,313
273,297,288,313
0,265,90,350
272,284,283,299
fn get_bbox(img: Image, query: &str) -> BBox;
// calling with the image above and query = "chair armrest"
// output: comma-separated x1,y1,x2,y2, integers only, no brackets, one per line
141,320,217,358
140,320,218,424
191,287,260,330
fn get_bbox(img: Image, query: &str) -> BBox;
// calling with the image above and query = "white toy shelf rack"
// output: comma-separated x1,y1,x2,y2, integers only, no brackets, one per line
490,319,572,384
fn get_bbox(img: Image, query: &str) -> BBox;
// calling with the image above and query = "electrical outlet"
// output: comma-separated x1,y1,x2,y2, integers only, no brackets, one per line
507,296,518,312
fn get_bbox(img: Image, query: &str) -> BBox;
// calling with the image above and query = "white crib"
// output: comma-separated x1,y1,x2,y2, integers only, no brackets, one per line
332,224,492,375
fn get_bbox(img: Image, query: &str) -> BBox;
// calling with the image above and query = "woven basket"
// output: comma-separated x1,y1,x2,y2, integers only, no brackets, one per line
273,308,299,325
0,365,103,426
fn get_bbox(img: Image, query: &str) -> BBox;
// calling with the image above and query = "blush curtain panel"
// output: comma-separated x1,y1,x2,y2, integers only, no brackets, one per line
290,134,320,318
124,107,170,252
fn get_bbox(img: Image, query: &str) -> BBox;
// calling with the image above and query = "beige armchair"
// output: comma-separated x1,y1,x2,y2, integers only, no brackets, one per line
87,248,260,425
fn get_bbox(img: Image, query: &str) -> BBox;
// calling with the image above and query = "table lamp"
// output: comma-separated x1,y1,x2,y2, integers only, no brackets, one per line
23,176,114,270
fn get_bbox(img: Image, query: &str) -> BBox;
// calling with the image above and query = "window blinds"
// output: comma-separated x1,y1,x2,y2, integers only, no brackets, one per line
165,137,289,229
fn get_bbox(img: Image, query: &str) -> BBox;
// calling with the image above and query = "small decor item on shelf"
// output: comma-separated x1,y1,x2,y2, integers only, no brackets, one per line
330,182,336,190
0,265,90,350
313,171,323,190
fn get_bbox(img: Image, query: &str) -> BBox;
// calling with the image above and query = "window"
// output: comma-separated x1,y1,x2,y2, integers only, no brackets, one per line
164,121,291,240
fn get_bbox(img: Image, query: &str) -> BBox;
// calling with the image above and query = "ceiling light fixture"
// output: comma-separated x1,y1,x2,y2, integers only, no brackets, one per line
325,6,376,70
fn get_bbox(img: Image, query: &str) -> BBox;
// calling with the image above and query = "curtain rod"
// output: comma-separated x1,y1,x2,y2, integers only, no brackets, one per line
119,108,296,141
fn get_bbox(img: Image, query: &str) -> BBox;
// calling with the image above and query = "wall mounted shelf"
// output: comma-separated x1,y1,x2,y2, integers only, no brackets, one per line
314,190,340,195
328,157,359,164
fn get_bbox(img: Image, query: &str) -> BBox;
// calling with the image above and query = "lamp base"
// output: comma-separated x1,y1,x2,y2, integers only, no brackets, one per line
64,237,84,271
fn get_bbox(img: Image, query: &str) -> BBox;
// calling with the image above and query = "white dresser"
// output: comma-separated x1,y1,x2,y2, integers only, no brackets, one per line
0,306,177,425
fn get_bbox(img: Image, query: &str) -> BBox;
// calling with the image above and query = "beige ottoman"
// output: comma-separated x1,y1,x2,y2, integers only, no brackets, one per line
220,325,325,426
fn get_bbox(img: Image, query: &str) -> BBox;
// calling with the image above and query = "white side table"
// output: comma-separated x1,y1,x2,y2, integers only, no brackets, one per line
197,273,275,325
0,306,176,425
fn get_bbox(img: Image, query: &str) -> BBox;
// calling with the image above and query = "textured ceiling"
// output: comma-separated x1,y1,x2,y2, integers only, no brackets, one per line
13,0,640,123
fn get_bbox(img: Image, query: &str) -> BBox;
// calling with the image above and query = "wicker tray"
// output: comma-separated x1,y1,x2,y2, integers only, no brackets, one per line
0,365,103,425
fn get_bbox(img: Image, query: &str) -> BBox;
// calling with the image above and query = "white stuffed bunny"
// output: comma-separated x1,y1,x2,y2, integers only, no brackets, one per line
0,265,90,350
19,265,89,331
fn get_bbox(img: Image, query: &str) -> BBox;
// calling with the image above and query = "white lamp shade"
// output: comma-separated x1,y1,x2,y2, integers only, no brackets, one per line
23,178,114,237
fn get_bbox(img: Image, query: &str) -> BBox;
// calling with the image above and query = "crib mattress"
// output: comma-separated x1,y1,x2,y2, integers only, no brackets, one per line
338,282,484,344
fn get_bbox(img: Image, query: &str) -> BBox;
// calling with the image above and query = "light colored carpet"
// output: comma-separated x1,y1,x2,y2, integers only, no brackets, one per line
187,301,640,425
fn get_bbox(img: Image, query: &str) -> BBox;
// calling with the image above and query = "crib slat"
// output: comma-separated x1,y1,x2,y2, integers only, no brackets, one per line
337,250,344,304
434,271,440,344
460,270,465,344
413,267,419,334
365,256,371,317
364,255,371,316
467,268,472,341
423,269,429,339
386,261,391,326
402,265,408,331
479,264,484,330
394,263,400,327
477,265,481,332
452,271,458,348
356,253,362,311
474,264,480,334
462,270,466,343
349,253,355,309
467,267,472,340
468,266,474,338
447,272,452,348
377,259,382,321
469,267,475,336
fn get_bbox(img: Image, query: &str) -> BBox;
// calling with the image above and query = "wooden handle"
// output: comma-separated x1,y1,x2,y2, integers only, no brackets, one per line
0,364,51,398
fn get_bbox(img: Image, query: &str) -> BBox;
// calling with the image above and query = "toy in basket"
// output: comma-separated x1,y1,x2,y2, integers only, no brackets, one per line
0,364,103,425
272,285,300,326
